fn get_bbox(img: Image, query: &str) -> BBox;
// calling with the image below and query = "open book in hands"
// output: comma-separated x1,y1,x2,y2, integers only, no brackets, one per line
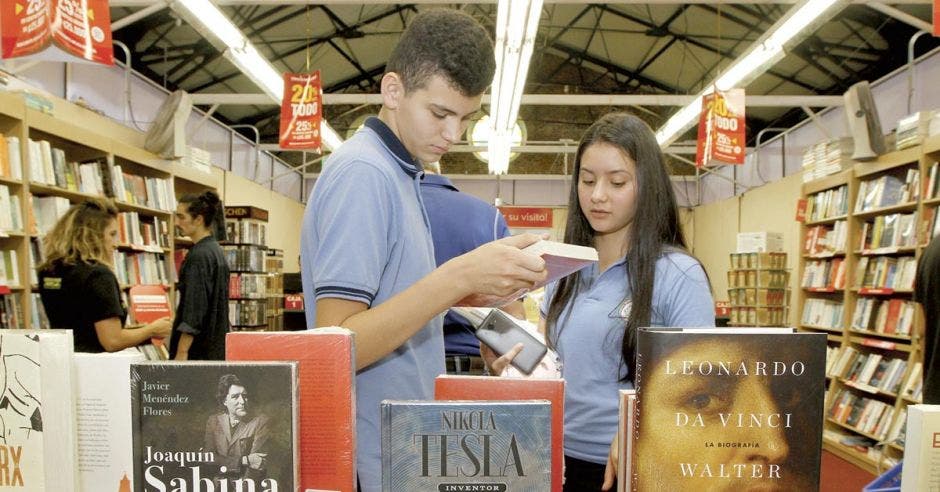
523,240,598,291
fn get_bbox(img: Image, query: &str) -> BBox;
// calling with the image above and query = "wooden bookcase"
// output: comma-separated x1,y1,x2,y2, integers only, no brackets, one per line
797,134,940,474
0,92,220,329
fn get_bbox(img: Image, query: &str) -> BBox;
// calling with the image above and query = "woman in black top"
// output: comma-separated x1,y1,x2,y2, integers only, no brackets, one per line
172,190,230,360
38,198,172,352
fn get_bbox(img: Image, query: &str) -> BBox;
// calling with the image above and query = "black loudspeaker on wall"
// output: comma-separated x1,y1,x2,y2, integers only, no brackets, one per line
844,81,887,161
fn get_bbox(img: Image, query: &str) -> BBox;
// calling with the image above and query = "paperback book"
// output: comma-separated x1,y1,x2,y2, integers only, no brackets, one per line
0,329,77,490
130,361,298,492
633,327,827,492
434,375,565,492
381,400,552,491
226,329,357,492
74,349,146,491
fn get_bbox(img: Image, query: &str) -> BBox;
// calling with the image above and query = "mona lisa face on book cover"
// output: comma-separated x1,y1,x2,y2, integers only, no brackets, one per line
634,329,827,492
130,362,298,492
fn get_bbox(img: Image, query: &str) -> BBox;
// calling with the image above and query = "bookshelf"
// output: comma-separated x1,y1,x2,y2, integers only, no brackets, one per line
797,141,936,474
727,252,790,326
0,92,220,330
224,206,272,331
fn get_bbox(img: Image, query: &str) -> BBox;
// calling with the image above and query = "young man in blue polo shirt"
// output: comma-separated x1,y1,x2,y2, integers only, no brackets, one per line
300,9,547,491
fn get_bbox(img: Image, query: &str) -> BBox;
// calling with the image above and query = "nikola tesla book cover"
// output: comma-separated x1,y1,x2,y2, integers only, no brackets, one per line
381,400,552,492
633,327,827,492
130,361,298,492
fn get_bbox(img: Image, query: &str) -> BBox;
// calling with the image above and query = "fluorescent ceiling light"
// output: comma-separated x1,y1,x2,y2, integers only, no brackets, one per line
488,0,542,174
655,0,845,147
173,0,343,153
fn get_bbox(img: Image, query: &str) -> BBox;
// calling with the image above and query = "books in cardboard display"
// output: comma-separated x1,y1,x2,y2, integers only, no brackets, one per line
75,349,146,491
226,329,357,492
130,361,298,492
0,329,77,490
633,327,827,492
434,375,565,492
381,400,552,491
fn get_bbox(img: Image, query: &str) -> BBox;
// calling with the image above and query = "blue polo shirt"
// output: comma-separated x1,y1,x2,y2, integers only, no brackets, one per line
540,251,714,464
420,173,510,355
301,117,444,491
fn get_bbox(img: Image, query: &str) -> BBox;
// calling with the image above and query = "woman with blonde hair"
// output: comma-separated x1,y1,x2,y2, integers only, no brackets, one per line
38,197,171,352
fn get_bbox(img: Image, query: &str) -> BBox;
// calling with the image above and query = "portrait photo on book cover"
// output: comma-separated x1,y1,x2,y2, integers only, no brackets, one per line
635,331,826,492
132,363,295,491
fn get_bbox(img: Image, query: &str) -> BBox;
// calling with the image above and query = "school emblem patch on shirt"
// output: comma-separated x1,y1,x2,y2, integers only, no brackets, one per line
609,297,632,319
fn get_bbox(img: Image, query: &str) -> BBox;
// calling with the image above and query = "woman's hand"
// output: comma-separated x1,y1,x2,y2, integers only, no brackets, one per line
603,433,619,491
147,317,172,339
479,342,524,376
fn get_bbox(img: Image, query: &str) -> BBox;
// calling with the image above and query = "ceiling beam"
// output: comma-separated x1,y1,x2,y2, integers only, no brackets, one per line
193,93,845,107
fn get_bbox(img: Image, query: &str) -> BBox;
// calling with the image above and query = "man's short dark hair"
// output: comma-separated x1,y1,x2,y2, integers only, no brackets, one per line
386,9,495,97
216,374,244,405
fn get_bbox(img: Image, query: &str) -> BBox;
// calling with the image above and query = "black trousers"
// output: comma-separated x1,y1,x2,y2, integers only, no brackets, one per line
564,455,616,492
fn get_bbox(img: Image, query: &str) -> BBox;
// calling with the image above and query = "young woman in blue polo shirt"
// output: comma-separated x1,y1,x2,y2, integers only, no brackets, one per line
487,112,714,491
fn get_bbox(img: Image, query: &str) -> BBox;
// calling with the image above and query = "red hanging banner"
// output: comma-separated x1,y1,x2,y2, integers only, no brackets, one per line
695,88,746,167
934,0,939,36
279,71,323,151
1,0,113,65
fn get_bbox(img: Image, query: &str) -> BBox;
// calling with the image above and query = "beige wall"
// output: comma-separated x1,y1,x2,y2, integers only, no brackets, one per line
223,172,305,273
690,173,803,322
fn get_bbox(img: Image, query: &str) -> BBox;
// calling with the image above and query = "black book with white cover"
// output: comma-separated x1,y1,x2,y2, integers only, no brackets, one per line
130,361,298,492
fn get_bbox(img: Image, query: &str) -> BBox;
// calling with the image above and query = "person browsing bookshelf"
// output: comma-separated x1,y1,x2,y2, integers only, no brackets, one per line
420,161,527,375
172,191,229,360
915,234,940,404
300,10,547,491
484,112,715,491
37,198,172,352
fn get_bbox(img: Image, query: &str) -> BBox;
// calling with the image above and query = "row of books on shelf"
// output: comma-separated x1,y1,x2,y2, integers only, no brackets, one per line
802,298,844,329
804,221,847,256
859,212,918,250
855,256,917,291
821,429,895,466
0,184,23,233
828,388,897,440
230,298,267,327
728,287,788,306
806,184,849,221
728,269,789,288
0,249,21,287
223,244,267,272
225,219,267,246
920,206,940,241
112,251,169,287
23,138,175,212
728,251,788,269
829,346,908,395
801,258,846,290
856,169,920,213
0,292,48,329
851,298,916,337
0,135,23,180
229,272,268,299
116,212,170,250
728,305,788,326
924,161,940,200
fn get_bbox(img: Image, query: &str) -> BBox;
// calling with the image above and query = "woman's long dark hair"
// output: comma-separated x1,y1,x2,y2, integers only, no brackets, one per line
179,190,226,241
545,112,689,382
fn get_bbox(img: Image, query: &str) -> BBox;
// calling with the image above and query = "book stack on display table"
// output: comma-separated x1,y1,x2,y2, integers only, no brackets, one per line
224,206,270,331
